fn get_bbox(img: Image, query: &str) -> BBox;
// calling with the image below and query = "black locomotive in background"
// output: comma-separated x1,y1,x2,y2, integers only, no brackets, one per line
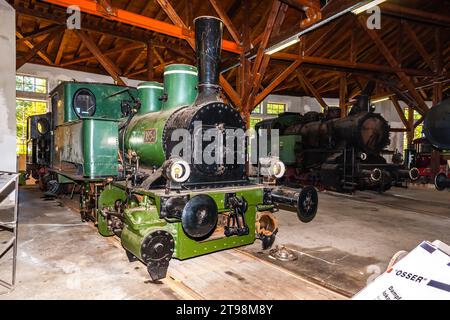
256,87,419,193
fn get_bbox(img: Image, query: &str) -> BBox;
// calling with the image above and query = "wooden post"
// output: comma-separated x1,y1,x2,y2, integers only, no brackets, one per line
407,106,414,147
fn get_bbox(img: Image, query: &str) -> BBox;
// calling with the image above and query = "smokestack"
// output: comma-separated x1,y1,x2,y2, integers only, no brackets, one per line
193,16,223,105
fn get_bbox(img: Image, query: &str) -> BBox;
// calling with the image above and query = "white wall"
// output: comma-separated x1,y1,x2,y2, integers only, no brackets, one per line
17,63,142,93
0,1,16,173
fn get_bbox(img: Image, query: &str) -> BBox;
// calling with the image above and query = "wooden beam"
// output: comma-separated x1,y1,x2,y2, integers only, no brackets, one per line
124,49,145,75
339,74,347,117
403,22,435,71
296,70,327,109
220,74,241,108
74,30,126,85
381,3,450,28
248,2,288,109
16,30,59,69
127,60,173,78
271,53,435,77
390,96,409,129
184,0,193,27
251,0,282,83
42,0,241,54
147,41,154,80
435,28,443,74
61,43,144,67
356,16,430,115
209,0,242,44
16,24,61,43
155,0,241,108
254,60,301,106
54,29,69,65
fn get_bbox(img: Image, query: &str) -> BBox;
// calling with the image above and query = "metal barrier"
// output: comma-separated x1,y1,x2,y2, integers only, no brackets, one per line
0,172,19,294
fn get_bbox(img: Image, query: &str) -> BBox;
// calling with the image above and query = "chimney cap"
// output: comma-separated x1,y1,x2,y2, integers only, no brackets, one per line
193,16,223,23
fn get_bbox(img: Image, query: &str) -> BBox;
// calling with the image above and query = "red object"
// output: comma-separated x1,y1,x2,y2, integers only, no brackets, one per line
413,138,449,183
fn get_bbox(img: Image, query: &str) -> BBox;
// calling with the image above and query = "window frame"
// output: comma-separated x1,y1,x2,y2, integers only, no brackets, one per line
16,74,48,94
266,102,286,115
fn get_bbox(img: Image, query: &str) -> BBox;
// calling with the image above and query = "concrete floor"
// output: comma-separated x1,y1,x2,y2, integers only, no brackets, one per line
243,185,450,295
0,184,448,299
0,187,182,299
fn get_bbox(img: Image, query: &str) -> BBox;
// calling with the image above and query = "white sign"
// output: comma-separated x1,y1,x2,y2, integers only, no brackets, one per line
354,240,450,300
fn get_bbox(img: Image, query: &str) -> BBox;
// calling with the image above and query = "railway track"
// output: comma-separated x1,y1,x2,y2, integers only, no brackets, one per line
56,195,346,300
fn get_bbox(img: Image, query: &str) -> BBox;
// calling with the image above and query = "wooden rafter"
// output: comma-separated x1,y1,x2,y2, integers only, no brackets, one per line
251,0,282,86
124,50,145,75
61,43,144,67
147,40,154,80
296,69,327,109
271,53,434,77
249,2,288,103
208,0,242,44
390,96,410,129
356,16,429,115
254,60,302,106
54,29,69,65
42,0,241,54
16,28,61,68
339,74,347,117
403,22,435,71
16,24,61,43
74,30,126,85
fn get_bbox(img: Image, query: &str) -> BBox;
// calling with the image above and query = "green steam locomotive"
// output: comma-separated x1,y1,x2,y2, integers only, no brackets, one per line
27,17,318,280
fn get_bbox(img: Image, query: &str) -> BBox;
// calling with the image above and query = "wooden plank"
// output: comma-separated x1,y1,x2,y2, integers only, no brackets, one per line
74,30,126,85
